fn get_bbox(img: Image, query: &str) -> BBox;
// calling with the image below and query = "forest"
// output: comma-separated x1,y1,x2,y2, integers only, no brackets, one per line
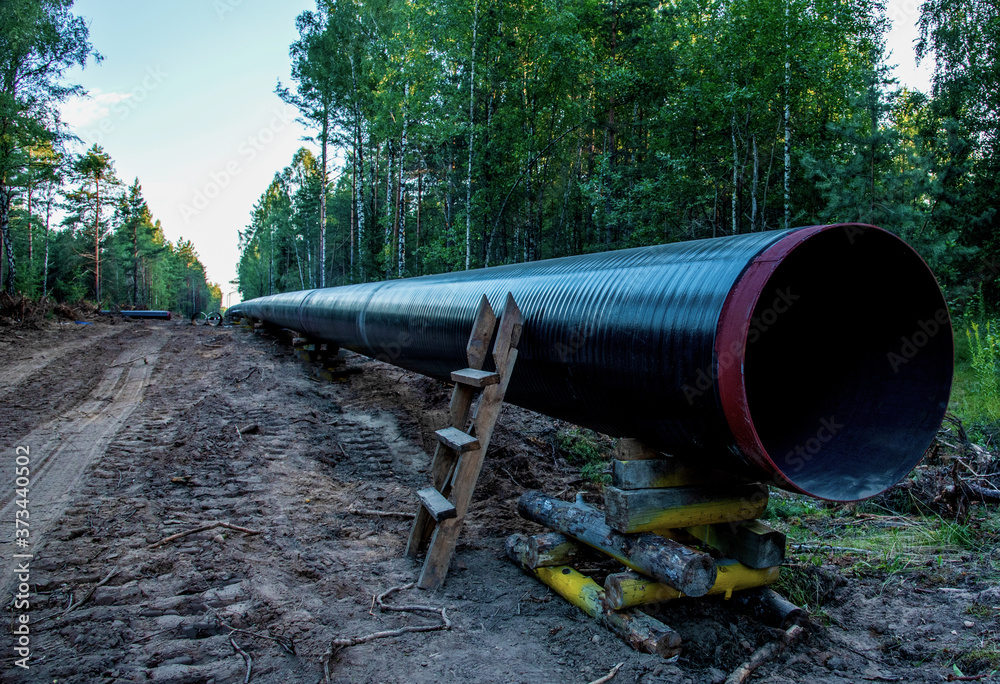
237,0,997,321
0,2,222,315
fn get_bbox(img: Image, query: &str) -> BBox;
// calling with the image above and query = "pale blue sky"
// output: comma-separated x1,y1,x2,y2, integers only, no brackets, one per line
60,1,931,304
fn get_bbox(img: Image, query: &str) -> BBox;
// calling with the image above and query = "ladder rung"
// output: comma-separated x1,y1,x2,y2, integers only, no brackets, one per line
417,487,457,521
435,427,480,452
451,368,500,388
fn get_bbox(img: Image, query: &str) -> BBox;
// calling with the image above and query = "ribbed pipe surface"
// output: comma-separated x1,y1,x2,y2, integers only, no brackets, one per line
229,224,953,502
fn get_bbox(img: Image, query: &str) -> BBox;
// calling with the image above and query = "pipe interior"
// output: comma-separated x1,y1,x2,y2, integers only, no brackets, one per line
744,227,953,501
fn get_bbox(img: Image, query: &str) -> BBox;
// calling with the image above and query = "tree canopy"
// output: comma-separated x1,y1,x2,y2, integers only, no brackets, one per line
239,0,999,316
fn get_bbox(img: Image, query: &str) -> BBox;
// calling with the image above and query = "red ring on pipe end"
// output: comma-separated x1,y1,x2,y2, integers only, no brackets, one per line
715,223,879,497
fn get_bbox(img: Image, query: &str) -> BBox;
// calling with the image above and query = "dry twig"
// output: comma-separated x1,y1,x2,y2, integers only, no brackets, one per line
348,507,415,519
36,567,119,625
147,521,260,549
725,625,805,684
230,634,253,683
588,662,624,684
321,583,451,682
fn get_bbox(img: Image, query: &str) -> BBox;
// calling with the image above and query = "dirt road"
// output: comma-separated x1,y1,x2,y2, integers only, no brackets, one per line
0,319,995,683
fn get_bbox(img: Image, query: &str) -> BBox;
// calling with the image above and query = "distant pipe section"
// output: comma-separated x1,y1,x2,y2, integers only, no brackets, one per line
101,310,172,320
229,224,953,502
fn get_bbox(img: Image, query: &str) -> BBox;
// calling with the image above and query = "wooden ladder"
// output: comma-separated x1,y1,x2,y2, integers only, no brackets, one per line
406,293,523,589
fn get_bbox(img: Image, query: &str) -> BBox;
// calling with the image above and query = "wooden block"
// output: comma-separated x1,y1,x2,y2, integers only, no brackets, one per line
612,458,717,489
684,520,786,569
450,368,500,388
613,438,661,461
434,427,480,452
417,487,457,521
603,484,769,534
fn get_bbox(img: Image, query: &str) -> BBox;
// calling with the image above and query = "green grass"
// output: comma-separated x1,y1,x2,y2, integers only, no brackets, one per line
951,320,1000,444
553,428,612,485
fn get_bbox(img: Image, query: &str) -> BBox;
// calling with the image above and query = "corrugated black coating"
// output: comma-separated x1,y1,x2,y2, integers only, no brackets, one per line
229,225,953,502
230,229,790,462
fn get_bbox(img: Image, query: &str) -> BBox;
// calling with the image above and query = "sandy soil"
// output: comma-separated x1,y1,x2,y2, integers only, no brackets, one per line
0,319,996,683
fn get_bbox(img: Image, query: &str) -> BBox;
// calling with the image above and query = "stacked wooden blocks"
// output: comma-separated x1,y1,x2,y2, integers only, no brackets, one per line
507,438,795,658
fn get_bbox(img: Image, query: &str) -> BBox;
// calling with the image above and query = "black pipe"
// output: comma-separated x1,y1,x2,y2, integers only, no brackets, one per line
229,224,953,502
101,310,172,320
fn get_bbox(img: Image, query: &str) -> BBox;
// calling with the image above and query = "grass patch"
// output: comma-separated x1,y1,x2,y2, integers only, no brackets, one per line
553,428,612,485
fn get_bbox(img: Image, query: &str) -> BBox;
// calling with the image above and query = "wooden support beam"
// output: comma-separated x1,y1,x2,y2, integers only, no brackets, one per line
434,427,480,453
417,487,457,521
684,520,786,570
603,484,769,534
504,532,591,569
613,438,661,461
528,565,683,658
604,560,780,610
517,490,716,597
612,457,718,489
450,368,500,388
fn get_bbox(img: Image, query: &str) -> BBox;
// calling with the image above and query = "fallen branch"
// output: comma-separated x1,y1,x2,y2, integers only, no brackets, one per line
148,521,260,549
588,662,624,684
725,624,805,684
348,507,415,519
36,567,119,625
230,634,253,684
790,543,872,555
212,610,296,655
947,673,991,682
321,582,451,682
238,367,258,382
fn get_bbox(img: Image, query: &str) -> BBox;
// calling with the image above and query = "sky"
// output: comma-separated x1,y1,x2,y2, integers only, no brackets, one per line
59,1,934,306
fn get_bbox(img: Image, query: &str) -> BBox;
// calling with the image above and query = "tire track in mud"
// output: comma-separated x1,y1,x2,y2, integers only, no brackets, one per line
0,327,118,400
0,330,169,593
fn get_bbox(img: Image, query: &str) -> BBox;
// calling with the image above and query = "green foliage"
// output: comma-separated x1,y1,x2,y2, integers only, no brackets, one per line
554,428,611,485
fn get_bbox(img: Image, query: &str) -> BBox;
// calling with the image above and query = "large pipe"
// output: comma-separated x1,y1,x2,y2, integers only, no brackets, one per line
229,224,953,502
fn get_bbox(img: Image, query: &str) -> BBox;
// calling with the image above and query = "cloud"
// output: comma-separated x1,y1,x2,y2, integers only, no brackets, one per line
60,90,132,129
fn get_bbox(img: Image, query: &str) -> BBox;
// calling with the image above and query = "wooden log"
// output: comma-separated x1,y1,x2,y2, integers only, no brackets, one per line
730,588,809,629
532,565,683,658
605,571,682,609
604,560,779,609
685,520,786,569
603,484,769,533
517,490,716,597
504,532,589,569
612,458,717,489
613,438,661,461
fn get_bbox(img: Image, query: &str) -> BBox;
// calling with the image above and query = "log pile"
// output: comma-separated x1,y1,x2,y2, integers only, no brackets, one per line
507,438,803,659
